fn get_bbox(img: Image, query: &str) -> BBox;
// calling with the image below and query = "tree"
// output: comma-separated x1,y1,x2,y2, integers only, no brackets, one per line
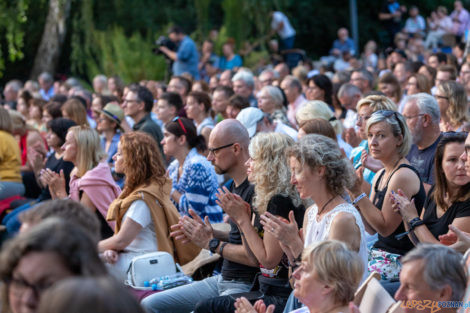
30,0,72,79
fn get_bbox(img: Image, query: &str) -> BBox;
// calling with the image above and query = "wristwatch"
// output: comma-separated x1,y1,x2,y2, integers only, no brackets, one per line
208,238,220,254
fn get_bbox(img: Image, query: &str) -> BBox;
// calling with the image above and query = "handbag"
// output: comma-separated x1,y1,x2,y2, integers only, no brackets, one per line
126,251,178,289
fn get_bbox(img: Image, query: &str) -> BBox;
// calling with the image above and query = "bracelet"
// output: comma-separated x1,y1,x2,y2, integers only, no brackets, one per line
219,242,228,257
352,193,367,206
408,217,424,231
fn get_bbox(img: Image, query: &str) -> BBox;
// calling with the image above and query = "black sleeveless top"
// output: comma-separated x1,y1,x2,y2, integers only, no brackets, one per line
372,164,426,255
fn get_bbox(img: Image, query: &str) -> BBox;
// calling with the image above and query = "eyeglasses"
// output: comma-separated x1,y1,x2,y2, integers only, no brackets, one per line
172,116,187,134
207,143,235,156
123,99,141,104
7,276,54,297
403,114,424,121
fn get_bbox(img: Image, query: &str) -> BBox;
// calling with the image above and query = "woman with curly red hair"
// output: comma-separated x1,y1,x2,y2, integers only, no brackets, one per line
99,131,199,281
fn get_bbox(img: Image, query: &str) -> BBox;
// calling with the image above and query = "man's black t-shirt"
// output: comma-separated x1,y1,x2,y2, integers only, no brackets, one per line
221,178,259,282
406,134,441,186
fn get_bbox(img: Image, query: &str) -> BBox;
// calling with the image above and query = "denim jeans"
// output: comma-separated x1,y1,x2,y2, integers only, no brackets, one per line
0,181,25,200
141,274,252,313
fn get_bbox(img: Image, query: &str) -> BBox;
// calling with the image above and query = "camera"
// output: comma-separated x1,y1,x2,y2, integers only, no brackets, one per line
153,36,177,57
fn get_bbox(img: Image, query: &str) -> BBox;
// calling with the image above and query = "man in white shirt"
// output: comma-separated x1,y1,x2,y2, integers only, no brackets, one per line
270,11,296,50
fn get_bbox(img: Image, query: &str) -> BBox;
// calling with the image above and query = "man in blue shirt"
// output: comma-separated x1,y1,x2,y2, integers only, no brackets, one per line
159,26,200,80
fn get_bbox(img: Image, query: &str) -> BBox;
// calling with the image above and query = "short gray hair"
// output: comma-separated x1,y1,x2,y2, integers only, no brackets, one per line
366,110,411,157
337,83,361,99
232,71,255,89
402,244,466,302
288,134,355,195
38,72,53,83
259,69,279,80
282,75,302,92
352,69,374,88
5,80,23,93
261,86,284,109
406,93,440,124
93,74,107,84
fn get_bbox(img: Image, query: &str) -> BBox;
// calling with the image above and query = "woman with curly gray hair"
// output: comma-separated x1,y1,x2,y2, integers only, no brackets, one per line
260,134,368,279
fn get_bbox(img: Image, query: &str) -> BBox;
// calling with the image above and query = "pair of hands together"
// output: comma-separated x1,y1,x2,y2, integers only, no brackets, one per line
40,169,67,199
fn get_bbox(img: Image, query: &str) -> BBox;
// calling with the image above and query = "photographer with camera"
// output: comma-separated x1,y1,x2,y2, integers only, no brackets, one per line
159,26,200,80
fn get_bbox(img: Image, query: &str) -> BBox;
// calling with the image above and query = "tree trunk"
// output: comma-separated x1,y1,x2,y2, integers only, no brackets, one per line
30,0,71,79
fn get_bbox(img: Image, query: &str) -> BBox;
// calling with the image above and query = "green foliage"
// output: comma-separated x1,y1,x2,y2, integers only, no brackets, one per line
84,27,167,84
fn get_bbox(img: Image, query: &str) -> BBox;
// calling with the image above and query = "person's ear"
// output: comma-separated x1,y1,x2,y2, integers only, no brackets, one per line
177,134,187,146
438,284,453,301
317,165,326,178
422,114,430,127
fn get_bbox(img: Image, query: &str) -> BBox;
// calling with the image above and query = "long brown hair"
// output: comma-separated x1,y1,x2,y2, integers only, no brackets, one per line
119,132,166,198
433,132,470,211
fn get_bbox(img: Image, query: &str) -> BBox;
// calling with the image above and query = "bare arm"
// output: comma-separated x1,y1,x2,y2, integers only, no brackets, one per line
354,167,420,237
98,217,142,252
328,212,361,252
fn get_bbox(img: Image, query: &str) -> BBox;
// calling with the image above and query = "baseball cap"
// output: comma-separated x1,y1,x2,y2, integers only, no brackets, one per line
236,107,264,138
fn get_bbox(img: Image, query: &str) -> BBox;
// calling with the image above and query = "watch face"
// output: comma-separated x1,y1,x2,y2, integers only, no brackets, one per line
209,239,219,251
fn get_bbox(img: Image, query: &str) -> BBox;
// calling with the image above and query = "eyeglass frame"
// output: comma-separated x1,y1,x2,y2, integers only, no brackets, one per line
207,143,235,156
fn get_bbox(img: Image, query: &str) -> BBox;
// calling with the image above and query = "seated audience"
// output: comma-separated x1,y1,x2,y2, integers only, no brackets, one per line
38,277,145,313
2,118,76,236
395,244,466,312
19,199,101,243
406,73,432,95
100,132,200,280
197,133,304,313
234,240,364,313
237,107,298,141
186,91,214,142
349,110,425,280
0,218,107,313
392,132,470,244
44,125,121,238
97,102,124,166
257,86,289,126
298,118,337,141
61,98,89,126
226,94,250,119
403,93,442,190
153,92,183,131
211,86,234,123
296,100,352,157
378,72,402,106
162,117,223,223
435,81,468,132
262,134,368,281
0,107,24,200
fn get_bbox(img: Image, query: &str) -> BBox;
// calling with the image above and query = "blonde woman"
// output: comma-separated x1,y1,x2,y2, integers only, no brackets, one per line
61,98,90,126
44,126,121,238
235,240,364,313
435,81,468,132
210,133,304,313
295,100,352,157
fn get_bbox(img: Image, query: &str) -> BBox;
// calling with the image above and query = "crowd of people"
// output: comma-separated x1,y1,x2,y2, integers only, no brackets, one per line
2,1,470,313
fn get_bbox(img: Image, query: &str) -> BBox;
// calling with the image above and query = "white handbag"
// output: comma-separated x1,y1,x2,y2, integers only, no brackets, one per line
126,251,178,288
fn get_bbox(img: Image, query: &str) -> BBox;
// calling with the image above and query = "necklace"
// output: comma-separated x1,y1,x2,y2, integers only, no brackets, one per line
318,195,337,215
382,157,402,187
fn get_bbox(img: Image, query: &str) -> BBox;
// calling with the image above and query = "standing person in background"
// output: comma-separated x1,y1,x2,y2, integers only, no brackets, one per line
38,72,55,101
159,26,200,80
270,11,296,50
